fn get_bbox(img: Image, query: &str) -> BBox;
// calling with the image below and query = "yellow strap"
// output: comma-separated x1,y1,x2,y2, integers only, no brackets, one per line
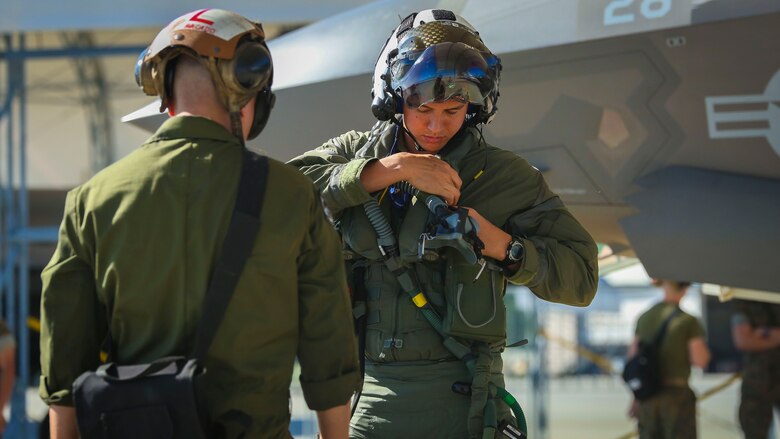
377,187,389,205
27,317,40,332
412,292,428,308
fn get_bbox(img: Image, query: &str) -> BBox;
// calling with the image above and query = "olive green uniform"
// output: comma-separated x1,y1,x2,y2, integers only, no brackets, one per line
40,116,361,438
732,300,780,439
289,125,598,438
634,302,705,439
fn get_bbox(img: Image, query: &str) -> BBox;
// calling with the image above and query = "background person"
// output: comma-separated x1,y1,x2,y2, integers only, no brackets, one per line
39,9,359,439
627,279,711,439
731,299,780,439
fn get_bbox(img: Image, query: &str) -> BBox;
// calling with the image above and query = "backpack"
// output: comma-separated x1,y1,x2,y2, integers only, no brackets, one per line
622,308,680,401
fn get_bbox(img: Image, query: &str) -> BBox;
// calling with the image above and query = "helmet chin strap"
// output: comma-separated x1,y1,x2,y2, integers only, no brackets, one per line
229,110,245,147
390,115,425,152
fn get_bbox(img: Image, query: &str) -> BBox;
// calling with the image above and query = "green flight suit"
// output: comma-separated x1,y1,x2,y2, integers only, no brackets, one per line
634,302,705,439
40,116,361,438
289,125,598,438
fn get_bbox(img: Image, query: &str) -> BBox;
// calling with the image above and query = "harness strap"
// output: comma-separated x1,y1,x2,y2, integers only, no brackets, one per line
350,265,368,417
468,344,494,437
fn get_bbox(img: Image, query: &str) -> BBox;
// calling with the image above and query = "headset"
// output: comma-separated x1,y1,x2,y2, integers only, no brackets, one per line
135,9,276,140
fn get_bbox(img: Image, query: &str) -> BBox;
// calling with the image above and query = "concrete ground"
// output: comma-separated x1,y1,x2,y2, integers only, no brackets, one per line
24,371,762,438
530,373,745,439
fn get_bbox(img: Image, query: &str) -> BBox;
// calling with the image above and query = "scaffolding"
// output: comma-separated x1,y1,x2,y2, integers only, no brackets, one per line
0,32,143,438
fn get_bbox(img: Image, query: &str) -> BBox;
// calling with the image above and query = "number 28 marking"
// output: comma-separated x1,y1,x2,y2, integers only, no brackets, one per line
604,0,672,26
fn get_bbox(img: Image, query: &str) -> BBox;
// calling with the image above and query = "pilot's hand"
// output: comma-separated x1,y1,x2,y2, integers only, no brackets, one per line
394,153,462,204
361,152,461,204
464,207,511,261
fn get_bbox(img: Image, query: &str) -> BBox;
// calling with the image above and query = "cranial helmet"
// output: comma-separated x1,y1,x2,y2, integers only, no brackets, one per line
371,9,501,125
135,9,276,140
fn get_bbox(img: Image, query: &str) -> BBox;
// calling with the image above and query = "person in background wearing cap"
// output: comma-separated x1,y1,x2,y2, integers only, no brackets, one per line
289,9,598,438
626,280,711,438
39,9,359,439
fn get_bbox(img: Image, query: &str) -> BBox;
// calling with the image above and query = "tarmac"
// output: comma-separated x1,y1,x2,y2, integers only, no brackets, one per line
25,370,772,438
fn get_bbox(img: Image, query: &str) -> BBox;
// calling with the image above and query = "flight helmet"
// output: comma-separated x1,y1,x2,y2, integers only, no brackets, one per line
135,8,275,140
371,9,501,125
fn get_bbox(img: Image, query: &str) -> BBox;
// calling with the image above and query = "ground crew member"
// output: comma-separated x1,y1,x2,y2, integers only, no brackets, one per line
627,280,710,439
289,9,599,438
731,299,780,439
39,9,359,438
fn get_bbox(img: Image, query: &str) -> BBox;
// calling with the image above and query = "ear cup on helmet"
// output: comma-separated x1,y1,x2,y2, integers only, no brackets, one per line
217,39,273,107
370,94,394,121
231,42,273,91
248,87,276,140
371,70,399,121
134,48,150,90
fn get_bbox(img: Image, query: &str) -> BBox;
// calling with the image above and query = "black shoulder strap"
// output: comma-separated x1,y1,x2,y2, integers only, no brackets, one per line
652,307,681,346
192,150,269,361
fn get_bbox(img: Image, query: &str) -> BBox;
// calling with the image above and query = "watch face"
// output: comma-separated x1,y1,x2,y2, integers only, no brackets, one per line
508,240,524,262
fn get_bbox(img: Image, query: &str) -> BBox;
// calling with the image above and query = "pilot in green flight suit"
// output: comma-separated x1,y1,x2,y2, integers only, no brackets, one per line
39,9,359,438
289,9,599,439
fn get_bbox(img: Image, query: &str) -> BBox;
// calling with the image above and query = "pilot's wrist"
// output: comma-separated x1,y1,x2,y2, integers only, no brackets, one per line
499,237,525,274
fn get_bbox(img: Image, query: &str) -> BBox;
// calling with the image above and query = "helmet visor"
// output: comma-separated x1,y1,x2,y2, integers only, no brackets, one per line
393,42,498,108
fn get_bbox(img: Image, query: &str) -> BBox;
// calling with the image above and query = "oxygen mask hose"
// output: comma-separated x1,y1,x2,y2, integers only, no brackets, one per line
362,197,445,333
494,385,527,435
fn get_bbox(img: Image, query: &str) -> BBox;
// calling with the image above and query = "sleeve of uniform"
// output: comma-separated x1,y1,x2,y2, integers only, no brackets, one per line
287,131,377,218
296,184,361,411
502,164,599,306
688,316,706,340
39,188,104,406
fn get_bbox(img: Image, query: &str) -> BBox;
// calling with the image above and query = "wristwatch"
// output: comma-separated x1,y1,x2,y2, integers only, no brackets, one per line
502,238,524,267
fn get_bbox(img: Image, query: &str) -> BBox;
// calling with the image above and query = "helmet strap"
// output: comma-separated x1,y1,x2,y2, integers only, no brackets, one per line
204,57,249,145
229,111,245,147
391,115,424,152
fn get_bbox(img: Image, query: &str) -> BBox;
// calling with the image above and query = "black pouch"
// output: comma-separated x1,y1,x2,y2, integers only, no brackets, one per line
621,342,661,401
622,308,680,401
73,357,206,439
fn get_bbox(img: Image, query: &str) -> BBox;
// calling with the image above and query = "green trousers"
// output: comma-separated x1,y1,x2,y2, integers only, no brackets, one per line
637,386,697,439
739,375,780,439
350,360,515,439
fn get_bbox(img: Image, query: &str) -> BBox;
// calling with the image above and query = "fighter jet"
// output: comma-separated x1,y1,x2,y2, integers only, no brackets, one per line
123,0,780,296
